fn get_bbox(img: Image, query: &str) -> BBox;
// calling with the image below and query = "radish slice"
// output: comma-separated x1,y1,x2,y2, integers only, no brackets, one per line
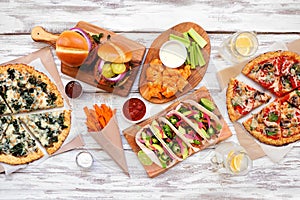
70,27,92,51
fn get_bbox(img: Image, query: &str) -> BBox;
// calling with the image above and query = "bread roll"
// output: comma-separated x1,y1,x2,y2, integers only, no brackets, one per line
56,31,89,67
97,41,132,63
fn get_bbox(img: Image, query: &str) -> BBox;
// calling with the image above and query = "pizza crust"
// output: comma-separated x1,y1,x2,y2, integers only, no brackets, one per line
242,118,284,146
0,148,44,165
226,78,241,122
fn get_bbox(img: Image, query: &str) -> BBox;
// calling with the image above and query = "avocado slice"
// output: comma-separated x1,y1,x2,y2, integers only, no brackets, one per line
152,144,164,154
182,110,192,116
182,142,189,159
199,128,210,139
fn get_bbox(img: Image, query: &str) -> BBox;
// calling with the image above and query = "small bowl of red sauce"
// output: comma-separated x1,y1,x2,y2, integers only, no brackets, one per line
65,80,83,99
122,97,147,123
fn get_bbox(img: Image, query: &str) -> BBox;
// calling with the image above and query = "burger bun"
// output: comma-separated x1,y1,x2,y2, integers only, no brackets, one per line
56,30,89,67
97,41,132,63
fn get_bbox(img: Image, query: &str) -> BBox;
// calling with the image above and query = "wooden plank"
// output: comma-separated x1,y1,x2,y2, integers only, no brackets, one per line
0,0,300,33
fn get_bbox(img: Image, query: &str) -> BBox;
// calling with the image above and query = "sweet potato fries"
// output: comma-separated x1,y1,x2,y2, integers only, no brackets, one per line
84,104,115,132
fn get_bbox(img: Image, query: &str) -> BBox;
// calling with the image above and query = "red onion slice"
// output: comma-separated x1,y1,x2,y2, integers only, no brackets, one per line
70,27,92,51
97,60,126,83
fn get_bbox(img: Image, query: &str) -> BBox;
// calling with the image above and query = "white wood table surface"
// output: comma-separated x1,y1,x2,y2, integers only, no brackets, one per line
0,0,300,199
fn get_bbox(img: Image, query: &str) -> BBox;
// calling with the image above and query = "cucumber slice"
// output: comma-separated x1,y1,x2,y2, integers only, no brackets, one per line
101,63,115,78
200,98,215,111
111,63,126,74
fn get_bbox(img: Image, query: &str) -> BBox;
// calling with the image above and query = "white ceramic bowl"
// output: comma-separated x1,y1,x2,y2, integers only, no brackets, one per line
159,40,187,68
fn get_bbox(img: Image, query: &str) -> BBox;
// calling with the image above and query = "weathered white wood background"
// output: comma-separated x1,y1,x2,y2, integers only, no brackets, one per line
0,0,300,199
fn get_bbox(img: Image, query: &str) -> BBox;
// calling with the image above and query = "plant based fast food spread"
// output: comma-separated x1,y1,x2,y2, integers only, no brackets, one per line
25,23,300,176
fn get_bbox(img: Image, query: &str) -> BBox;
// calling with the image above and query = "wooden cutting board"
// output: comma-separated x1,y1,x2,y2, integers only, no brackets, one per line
31,21,146,97
123,86,232,178
139,22,211,103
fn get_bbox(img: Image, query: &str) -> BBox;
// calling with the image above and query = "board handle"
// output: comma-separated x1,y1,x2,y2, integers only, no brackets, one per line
31,26,59,47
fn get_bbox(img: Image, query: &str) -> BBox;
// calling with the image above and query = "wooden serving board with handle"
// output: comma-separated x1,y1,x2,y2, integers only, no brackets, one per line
31,21,146,97
123,86,232,178
139,22,211,103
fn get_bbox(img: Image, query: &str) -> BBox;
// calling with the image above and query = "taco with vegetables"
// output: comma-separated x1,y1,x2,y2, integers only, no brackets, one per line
135,124,176,168
165,110,205,151
175,100,223,143
151,119,192,160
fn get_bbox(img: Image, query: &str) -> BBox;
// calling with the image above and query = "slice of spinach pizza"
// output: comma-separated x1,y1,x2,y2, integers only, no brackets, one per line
0,117,44,165
20,110,71,155
0,64,64,114
0,96,11,115
0,115,12,135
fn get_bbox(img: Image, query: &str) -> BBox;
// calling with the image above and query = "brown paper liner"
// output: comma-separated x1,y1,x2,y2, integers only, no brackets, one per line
217,39,300,160
234,122,265,160
0,47,85,173
89,114,129,176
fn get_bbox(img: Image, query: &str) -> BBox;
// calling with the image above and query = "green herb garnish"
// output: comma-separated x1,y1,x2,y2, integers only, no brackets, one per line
268,112,279,122
92,33,104,44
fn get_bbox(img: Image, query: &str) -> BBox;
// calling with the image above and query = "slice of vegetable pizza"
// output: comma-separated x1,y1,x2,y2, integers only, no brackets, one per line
226,78,271,122
0,117,44,165
0,64,64,114
20,110,71,155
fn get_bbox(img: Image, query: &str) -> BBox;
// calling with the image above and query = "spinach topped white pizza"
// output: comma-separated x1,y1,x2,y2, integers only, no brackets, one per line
0,63,71,165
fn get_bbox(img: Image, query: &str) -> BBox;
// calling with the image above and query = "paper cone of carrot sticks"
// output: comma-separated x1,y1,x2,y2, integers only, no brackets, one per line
84,104,129,176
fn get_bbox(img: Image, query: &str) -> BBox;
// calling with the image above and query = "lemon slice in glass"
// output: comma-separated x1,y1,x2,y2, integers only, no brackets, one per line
230,153,244,172
235,35,253,56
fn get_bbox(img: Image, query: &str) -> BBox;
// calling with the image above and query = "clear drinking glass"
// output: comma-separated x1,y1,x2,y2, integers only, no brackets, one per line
219,31,258,63
211,142,252,175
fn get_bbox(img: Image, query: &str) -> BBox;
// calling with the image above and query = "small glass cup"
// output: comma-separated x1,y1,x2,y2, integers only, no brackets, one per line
76,151,94,169
219,31,258,63
211,142,252,175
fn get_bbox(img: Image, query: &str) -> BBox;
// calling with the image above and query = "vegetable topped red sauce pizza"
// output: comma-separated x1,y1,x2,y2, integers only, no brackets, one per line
227,78,271,122
242,51,300,97
225,51,300,146
0,63,71,165
243,98,300,146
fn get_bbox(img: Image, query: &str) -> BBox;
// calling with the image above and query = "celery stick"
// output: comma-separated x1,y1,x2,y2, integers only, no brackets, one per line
182,32,190,41
189,45,196,69
186,51,191,65
169,34,190,48
195,43,206,67
188,28,207,48
192,42,199,66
